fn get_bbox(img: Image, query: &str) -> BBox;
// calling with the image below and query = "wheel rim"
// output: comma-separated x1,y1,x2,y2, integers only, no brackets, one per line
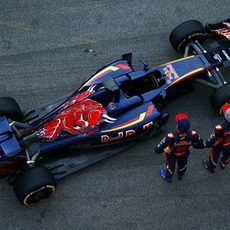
23,185,56,206
177,32,204,51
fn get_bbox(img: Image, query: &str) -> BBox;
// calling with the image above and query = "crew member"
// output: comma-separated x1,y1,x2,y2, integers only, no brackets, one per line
203,103,230,172
155,113,205,183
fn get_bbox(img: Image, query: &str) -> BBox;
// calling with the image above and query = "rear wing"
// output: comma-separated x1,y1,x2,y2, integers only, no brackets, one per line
206,18,230,41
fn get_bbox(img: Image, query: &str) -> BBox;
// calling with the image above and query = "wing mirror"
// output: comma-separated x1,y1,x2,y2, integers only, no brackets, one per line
140,60,149,71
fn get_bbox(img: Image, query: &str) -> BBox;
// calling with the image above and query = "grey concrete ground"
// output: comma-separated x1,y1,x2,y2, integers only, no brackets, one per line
0,0,229,229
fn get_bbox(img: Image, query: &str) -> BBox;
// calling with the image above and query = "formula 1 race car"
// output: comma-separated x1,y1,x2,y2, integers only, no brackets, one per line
0,18,229,206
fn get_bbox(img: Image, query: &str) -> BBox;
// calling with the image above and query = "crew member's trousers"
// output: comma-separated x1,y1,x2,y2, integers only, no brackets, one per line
165,153,189,179
208,146,230,169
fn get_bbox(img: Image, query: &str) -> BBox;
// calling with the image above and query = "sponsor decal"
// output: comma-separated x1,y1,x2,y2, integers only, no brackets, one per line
60,85,96,111
213,53,223,62
101,132,124,143
174,141,192,146
108,102,116,110
38,86,116,140
222,50,230,60
101,120,154,143
143,121,153,130
101,130,136,143
126,129,136,137
163,64,179,84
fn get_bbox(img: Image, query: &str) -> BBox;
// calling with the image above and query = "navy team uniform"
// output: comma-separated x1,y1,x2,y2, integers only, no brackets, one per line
203,104,230,172
155,113,205,183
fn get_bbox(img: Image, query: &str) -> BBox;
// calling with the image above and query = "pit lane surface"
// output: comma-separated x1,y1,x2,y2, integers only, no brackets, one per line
0,1,229,229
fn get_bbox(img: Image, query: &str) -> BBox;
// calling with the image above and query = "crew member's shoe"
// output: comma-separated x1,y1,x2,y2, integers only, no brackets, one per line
160,168,171,183
219,161,226,170
202,160,215,173
219,155,226,169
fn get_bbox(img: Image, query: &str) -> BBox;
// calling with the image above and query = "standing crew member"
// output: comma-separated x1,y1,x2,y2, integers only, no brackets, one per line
155,113,205,183
203,103,230,172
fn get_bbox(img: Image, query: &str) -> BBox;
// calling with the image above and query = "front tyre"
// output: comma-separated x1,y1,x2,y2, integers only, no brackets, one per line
211,84,230,114
169,20,205,52
13,166,56,206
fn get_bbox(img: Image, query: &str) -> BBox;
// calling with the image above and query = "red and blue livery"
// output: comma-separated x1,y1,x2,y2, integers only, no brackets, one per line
0,18,230,206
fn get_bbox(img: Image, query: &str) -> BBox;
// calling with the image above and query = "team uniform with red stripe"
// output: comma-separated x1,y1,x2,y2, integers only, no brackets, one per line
155,130,205,180
205,121,230,170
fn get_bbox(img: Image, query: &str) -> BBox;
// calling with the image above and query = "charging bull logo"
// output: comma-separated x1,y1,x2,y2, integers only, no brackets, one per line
38,85,116,140
59,85,97,112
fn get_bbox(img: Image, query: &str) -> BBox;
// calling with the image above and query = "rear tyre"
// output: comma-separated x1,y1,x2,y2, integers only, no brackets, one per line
0,97,23,120
211,84,230,114
169,20,205,52
13,166,56,206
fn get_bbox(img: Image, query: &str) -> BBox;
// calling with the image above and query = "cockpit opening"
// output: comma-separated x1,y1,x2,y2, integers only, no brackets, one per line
121,70,165,97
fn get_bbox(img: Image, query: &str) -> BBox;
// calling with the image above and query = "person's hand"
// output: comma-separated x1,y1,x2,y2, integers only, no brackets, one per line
203,141,207,148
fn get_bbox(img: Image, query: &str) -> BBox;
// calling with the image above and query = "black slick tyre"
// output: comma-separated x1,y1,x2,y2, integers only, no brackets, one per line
169,20,205,52
211,84,230,114
13,166,56,206
0,97,23,120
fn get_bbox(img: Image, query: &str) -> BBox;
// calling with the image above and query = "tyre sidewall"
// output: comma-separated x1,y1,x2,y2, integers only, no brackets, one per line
169,20,205,52
0,97,23,120
13,166,56,206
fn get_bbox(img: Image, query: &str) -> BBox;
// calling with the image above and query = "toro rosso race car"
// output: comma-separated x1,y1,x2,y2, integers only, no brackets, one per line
0,18,229,206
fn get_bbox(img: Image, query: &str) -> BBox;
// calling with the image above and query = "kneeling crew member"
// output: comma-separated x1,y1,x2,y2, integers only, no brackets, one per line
155,113,205,183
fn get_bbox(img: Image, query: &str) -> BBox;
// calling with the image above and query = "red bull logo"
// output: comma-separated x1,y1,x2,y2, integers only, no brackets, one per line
143,121,153,130
38,85,116,140
101,130,136,143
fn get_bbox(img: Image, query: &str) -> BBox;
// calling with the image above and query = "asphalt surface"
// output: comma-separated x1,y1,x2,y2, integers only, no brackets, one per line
0,0,229,229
